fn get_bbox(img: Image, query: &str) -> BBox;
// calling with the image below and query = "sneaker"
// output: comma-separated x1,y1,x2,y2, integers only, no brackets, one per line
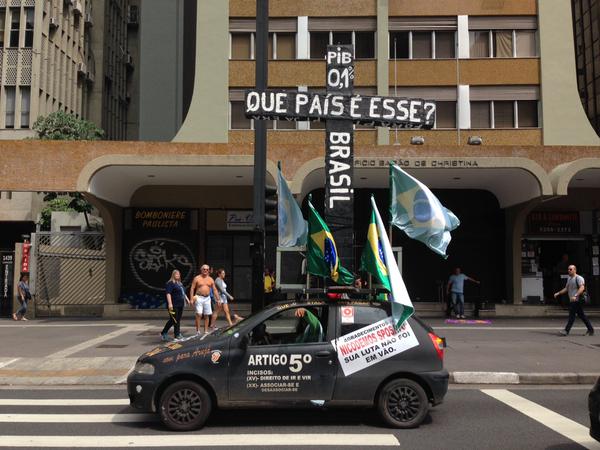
175,334,184,340
456,315,460,319
559,330,568,336
160,333,170,342
585,330,595,336
460,315,466,319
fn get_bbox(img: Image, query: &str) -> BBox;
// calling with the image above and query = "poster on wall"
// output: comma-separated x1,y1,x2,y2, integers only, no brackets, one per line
121,208,198,308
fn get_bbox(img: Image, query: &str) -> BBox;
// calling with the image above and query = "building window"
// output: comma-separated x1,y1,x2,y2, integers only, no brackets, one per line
310,31,375,59
493,100,514,128
471,100,538,128
20,87,30,128
9,8,19,47
412,32,432,58
231,33,252,59
516,30,536,57
310,31,329,59
0,12,5,48
231,32,297,60
389,30,455,59
24,8,34,47
471,101,491,128
5,87,16,128
469,31,490,57
516,100,538,127
435,31,455,58
389,31,409,58
271,32,295,59
435,101,457,129
470,29,537,58
230,102,252,129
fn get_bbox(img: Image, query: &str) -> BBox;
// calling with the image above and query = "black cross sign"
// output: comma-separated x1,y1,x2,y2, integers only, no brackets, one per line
246,45,437,273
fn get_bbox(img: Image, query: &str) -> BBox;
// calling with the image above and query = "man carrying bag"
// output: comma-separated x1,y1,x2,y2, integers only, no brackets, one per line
554,264,594,336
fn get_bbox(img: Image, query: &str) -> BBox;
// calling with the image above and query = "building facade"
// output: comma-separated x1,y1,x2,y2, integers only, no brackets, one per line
2,0,600,317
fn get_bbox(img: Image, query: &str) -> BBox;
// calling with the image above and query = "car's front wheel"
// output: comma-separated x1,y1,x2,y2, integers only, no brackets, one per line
159,380,212,431
377,378,429,428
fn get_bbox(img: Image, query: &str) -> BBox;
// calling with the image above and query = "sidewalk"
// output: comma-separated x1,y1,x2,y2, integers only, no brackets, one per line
0,316,597,386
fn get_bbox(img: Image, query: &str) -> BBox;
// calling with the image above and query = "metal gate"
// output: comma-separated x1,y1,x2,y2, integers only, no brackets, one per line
32,232,106,312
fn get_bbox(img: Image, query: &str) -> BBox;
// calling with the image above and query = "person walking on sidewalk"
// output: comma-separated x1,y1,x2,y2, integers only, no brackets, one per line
554,264,594,336
190,264,217,335
161,270,190,342
211,268,234,328
13,272,31,321
447,267,480,319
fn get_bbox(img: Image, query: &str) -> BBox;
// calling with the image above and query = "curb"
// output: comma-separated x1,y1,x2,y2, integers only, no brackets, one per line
450,371,600,385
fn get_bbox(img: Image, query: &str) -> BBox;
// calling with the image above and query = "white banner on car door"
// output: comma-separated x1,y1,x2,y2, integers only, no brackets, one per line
332,317,419,376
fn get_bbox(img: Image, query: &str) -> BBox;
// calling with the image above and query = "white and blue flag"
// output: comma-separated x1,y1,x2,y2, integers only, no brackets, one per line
277,167,308,247
389,164,460,258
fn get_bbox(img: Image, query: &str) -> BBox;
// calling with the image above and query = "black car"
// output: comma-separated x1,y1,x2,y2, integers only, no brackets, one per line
591,376,600,442
128,299,448,431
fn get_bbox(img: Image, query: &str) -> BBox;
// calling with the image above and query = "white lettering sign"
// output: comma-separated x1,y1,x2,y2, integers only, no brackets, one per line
332,317,419,376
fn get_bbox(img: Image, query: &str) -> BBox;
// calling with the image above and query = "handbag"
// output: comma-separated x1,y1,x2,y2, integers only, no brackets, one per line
575,277,590,304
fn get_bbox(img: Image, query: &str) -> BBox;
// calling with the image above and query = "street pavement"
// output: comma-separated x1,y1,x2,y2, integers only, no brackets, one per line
0,316,598,386
0,386,598,449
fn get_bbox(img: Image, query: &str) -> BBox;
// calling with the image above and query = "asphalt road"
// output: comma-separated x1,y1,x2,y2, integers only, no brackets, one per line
0,385,597,449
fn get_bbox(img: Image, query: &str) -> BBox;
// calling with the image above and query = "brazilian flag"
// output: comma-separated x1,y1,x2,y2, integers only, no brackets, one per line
307,198,354,285
360,202,391,292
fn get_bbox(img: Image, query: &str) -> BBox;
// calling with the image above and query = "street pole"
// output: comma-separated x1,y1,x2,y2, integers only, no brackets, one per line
251,0,268,314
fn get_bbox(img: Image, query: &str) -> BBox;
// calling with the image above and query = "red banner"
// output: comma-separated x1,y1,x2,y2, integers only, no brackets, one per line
21,241,30,273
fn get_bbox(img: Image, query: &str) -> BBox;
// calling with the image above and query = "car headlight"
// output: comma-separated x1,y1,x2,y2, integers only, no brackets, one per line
133,361,155,375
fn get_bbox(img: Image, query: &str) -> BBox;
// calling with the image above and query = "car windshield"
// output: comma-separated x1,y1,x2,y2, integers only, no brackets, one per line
212,315,254,337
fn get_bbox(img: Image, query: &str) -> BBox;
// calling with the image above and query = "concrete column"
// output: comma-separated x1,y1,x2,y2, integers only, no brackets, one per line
505,199,540,304
173,0,229,142
84,194,122,311
297,17,309,59
457,84,470,129
376,0,390,145
457,15,469,59
538,0,600,145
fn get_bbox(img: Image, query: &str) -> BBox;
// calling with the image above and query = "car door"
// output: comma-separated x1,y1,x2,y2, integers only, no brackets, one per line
228,305,337,401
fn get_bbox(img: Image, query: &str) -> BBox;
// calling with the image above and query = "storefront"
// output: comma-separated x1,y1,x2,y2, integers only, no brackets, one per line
521,210,598,304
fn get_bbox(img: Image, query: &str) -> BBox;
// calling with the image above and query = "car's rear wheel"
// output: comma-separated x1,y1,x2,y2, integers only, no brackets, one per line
377,378,429,428
159,381,211,431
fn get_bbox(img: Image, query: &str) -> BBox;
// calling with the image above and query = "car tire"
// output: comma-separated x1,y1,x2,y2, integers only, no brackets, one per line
159,380,212,431
377,378,429,429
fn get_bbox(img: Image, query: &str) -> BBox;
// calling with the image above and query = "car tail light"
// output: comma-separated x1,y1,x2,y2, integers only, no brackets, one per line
428,332,445,361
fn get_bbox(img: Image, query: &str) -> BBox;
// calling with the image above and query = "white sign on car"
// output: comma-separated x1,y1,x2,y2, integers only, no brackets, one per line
332,317,419,376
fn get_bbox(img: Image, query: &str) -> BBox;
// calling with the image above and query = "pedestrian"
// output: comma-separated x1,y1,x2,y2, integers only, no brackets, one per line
161,270,190,342
446,267,480,319
211,268,234,328
12,272,31,321
190,264,217,335
264,267,275,305
554,264,594,336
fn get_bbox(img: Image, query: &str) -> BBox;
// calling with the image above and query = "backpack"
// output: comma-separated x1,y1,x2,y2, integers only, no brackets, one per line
575,276,589,304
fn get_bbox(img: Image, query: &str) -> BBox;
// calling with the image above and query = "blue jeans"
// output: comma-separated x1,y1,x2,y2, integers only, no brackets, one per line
16,298,27,317
565,300,594,334
451,292,464,316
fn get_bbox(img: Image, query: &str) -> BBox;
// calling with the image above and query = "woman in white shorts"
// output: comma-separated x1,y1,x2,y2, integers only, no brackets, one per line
212,268,234,327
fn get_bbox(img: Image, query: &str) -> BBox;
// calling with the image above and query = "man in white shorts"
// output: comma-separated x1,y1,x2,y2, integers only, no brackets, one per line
190,264,217,335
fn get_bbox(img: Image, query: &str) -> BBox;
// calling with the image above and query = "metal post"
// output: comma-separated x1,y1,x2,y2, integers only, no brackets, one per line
251,0,268,314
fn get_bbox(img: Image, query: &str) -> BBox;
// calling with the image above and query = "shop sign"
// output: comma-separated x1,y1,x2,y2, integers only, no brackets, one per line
227,211,254,231
132,208,190,230
1,253,14,300
21,241,30,273
354,159,480,168
527,211,580,234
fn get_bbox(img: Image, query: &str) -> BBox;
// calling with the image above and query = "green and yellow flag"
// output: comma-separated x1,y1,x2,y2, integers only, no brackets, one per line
360,200,391,292
307,198,354,285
